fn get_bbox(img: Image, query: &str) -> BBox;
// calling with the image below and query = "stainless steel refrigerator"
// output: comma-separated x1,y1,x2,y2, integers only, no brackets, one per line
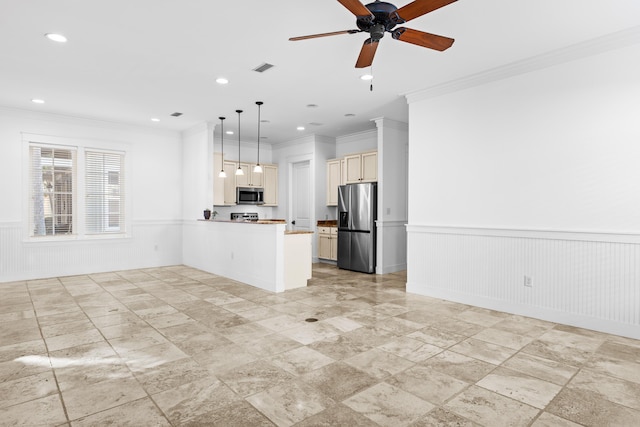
337,182,377,273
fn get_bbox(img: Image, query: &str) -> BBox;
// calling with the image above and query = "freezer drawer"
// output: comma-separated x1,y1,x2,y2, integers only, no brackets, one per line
337,230,375,274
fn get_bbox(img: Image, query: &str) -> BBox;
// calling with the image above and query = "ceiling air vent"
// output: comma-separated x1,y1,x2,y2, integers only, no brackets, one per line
253,63,274,73
170,112,183,117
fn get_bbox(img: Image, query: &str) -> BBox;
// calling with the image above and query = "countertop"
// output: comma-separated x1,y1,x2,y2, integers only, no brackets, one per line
317,220,337,227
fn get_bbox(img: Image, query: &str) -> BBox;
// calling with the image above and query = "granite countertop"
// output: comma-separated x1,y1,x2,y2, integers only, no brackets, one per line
285,230,314,235
317,220,337,227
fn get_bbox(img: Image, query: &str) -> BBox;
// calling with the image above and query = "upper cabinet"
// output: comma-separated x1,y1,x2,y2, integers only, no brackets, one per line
214,153,278,206
326,159,341,206
236,163,264,188
326,150,377,206
262,164,278,206
345,150,377,184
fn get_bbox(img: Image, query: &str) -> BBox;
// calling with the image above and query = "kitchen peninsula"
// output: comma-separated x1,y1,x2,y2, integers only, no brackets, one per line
183,219,312,293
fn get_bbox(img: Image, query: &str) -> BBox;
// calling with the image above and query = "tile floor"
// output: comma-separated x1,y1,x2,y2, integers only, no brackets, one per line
1,264,640,426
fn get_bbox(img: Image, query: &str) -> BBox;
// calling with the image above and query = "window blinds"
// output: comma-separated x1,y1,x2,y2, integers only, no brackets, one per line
29,146,76,236
85,151,124,234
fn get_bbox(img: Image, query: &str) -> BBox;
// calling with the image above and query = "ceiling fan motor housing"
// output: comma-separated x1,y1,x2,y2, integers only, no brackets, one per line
357,1,404,38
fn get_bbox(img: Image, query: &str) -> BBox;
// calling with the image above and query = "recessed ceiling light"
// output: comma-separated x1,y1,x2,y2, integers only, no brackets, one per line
306,104,318,108
31,99,45,104
344,113,356,117
45,33,67,43
297,126,305,131
260,120,270,123
151,118,160,122
360,74,373,81
215,77,229,85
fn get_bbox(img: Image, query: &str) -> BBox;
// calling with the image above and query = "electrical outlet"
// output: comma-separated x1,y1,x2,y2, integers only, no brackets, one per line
524,275,533,287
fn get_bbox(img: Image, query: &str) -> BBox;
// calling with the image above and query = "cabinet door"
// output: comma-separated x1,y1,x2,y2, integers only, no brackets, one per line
326,160,340,206
235,163,251,187
344,154,362,183
223,161,237,204
213,153,225,206
340,158,346,185
330,230,338,261
250,165,264,187
361,151,378,182
263,164,278,206
318,233,332,259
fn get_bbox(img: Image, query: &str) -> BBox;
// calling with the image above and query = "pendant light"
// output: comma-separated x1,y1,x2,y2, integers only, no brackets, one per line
235,110,244,176
218,117,227,178
253,101,263,173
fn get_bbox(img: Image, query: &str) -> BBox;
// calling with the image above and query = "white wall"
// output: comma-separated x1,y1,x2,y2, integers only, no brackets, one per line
0,108,184,282
336,129,377,158
406,41,640,339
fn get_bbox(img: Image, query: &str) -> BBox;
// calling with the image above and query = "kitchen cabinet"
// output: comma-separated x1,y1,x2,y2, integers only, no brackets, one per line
262,164,278,206
214,153,278,206
345,150,377,183
214,153,238,206
326,159,341,206
236,163,264,188
317,226,337,261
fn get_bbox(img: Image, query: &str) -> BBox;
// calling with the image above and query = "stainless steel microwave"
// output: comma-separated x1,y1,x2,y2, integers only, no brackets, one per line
237,187,264,205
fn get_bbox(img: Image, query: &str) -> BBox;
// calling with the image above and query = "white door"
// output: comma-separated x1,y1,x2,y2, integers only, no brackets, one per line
291,161,311,231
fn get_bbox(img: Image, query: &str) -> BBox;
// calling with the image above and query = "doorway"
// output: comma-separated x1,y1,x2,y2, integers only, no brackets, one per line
290,160,311,231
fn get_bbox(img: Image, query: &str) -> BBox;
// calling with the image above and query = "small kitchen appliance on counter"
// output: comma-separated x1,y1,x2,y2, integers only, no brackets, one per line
230,212,259,222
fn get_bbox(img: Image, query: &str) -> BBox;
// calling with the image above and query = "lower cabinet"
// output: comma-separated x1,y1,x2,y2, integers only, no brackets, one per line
317,226,337,261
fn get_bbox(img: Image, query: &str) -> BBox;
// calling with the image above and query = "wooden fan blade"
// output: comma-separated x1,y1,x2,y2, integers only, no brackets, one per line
289,30,359,41
337,0,374,18
355,38,379,68
395,0,457,23
392,27,454,51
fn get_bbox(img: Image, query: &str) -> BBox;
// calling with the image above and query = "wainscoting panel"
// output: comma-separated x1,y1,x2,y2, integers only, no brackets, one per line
0,220,183,283
407,225,640,339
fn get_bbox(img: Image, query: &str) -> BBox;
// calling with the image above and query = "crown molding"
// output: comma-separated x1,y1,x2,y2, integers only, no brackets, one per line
406,25,640,104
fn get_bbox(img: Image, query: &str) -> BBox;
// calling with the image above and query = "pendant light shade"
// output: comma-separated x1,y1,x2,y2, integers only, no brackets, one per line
253,101,263,173
218,116,227,178
235,110,244,176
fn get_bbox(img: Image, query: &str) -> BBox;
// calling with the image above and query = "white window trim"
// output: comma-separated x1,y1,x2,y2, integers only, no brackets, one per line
22,132,132,242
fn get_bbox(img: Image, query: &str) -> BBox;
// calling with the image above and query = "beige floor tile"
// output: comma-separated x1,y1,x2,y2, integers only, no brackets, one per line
179,400,276,427
269,346,335,376
62,376,147,421
134,357,211,394
477,367,563,409
278,321,341,345
448,338,517,365
294,403,375,427
240,332,302,357
0,371,58,409
218,359,295,397
407,326,466,348
472,327,535,350
344,348,414,380
502,352,578,386
301,362,379,401
445,385,540,426
0,394,67,426
566,368,640,410
121,342,190,372
420,350,497,383
584,352,640,384
546,387,640,427
531,412,583,427
410,407,481,427
344,382,434,427
246,380,335,427
151,376,241,424
388,365,469,405
308,334,374,360
71,397,171,427
378,336,443,363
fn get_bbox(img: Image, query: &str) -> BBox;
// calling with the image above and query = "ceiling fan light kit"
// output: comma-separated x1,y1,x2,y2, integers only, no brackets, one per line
290,0,457,68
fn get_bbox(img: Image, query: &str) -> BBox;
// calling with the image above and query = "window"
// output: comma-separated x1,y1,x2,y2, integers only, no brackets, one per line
30,146,76,236
28,140,127,239
86,151,124,234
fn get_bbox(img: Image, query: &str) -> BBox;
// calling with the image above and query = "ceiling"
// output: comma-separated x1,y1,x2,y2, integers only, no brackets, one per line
1,0,639,144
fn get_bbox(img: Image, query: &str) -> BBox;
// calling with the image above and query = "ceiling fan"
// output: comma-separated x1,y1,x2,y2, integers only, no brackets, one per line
290,0,457,68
